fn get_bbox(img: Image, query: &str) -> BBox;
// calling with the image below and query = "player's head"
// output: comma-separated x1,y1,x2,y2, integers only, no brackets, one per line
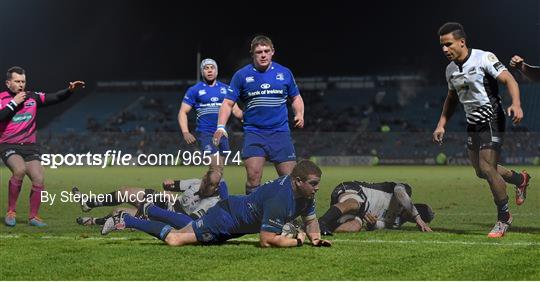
291,160,322,199
250,35,275,70
414,203,435,223
438,22,468,62
6,66,26,94
200,58,218,83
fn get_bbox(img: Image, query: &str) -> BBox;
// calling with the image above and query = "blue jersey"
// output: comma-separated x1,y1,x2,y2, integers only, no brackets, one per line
226,62,299,132
225,175,316,234
182,81,229,133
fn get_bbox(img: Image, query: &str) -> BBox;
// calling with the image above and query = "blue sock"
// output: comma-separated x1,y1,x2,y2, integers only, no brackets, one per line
147,204,192,229
124,214,172,241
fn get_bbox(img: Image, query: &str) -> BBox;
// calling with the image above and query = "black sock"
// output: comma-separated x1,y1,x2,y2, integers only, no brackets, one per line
495,197,510,222
504,170,524,186
319,206,343,232
87,192,120,208
94,216,110,225
245,185,258,195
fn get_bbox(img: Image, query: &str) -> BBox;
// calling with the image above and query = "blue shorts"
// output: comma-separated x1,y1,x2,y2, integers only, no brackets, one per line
241,131,296,163
197,132,230,155
191,201,238,244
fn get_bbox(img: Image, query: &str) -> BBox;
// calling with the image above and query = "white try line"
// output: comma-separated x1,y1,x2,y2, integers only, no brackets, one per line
1,234,538,246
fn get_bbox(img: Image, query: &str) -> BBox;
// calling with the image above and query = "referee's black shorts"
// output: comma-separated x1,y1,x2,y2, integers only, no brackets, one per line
0,143,41,164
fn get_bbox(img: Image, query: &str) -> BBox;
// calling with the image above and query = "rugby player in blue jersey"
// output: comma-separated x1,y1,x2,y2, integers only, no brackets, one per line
101,160,331,248
213,35,305,194
179,58,243,196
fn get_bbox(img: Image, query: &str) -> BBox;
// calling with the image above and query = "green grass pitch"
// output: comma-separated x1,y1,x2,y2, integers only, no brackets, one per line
1,165,539,280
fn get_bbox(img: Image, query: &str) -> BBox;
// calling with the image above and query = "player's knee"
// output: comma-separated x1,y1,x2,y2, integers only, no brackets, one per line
475,170,486,179
246,172,262,186
12,167,26,179
341,198,360,212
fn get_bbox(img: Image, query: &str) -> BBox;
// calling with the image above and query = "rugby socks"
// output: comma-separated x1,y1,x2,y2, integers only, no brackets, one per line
95,216,110,225
494,197,510,222
29,184,44,219
124,214,172,241
504,170,524,186
147,204,192,229
87,191,120,208
7,176,23,212
319,206,343,232
245,184,258,195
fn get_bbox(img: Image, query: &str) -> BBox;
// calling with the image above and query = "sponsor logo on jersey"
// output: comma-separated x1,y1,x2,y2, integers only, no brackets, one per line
260,83,271,89
25,101,36,107
11,113,32,123
276,73,284,81
245,76,254,83
198,90,207,96
467,67,477,75
210,97,219,102
220,87,227,94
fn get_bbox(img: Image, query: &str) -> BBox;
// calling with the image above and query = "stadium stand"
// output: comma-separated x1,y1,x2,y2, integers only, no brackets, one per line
36,78,540,164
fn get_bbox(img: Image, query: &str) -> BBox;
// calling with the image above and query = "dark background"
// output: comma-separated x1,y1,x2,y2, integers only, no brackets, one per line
1,0,538,88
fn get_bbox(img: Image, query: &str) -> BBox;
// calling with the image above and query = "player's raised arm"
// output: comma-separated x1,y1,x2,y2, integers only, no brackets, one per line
496,71,523,124
510,55,540,82
41,80,85,106
433,90,458,144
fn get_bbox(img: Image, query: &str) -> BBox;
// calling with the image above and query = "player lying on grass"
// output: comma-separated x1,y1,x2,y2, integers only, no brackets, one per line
318,181,434,235
101,160,332,248
73,175,228,226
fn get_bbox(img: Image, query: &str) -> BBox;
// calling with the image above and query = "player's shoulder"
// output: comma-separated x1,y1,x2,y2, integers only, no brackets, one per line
216,81,230,88
271,62,292,73
0,91,10,99
445,61,458,72
471,48,498,61
235,64,254,75
186,82,203,93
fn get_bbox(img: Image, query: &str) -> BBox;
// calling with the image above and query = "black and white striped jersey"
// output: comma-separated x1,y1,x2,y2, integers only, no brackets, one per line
445,49,506,125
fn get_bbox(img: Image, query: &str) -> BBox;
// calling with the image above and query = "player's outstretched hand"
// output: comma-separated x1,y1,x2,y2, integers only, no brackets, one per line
182,132,196,144
294,114,304,128
312,238,332,247
509,55,524,69
507,104,523,125
68,81,86,92
415,218,433,232
13,91,27,104
432,126,445,145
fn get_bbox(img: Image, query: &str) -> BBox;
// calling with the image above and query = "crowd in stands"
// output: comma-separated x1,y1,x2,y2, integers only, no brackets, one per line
36,81,540,163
